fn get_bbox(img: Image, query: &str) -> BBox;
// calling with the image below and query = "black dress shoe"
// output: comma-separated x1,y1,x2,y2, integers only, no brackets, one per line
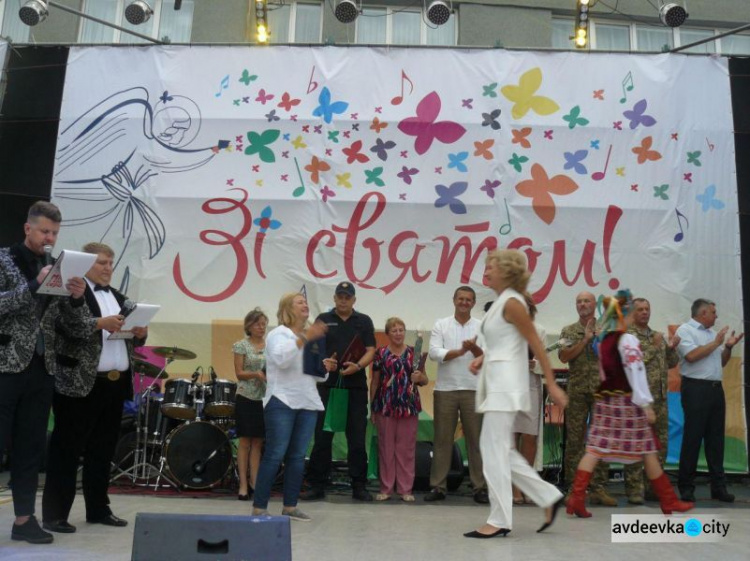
463,528,510,539
87,514,128,527
352,488,373,502
300,487,325,501
42,519,77,533
238,494,250,501
423,489,446,502
537,497,565,533
711,489,735,503
11,516,54,544
473,490,490,504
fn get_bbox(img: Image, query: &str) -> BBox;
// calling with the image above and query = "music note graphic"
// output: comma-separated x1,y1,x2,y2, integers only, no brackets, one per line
706,137,715,152
591,145,613,181
215,75,230,98
390,70,414,106
306,66,319,95
673,209,689,242
292,157,306,197
499,198,512,235
619,71,634,104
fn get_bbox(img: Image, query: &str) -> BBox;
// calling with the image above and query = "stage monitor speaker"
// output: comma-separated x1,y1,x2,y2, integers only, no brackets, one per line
131,513,291,561
413,441,464,492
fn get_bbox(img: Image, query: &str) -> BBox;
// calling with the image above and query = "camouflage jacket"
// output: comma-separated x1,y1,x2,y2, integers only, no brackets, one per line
627,325,679,401
559,321,600,395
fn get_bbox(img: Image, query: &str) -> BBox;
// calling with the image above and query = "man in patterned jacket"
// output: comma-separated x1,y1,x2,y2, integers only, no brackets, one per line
42,242,147,533
0,201,89,544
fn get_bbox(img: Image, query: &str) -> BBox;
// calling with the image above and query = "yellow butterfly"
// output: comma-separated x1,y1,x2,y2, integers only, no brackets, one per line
291,135,307,149
336,173,352,188
501,68,560,120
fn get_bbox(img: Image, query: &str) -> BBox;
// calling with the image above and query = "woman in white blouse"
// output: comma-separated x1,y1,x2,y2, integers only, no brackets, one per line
251,293,336,522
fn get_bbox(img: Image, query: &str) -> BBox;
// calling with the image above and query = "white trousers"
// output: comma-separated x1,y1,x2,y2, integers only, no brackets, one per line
480,411,563,529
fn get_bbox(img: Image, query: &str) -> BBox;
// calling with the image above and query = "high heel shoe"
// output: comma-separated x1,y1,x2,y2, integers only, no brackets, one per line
537,496,565,533
463,528,511,539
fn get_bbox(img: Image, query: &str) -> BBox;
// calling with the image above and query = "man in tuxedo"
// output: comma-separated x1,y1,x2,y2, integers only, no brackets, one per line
0,201,89,544
42,242,147,533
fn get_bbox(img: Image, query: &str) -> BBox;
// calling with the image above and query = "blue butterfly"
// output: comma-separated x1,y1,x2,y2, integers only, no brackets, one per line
623,99,657,130
434,182,468,215
447,152,469,173
563,150,589,175
696,184,725,212
312,87,349,124
370,138,396,161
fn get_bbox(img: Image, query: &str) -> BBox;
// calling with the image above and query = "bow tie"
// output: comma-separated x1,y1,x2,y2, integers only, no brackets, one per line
94,284,111,293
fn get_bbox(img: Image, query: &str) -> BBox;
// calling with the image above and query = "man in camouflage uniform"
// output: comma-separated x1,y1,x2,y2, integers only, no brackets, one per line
559,291,617,506
623,298,680,503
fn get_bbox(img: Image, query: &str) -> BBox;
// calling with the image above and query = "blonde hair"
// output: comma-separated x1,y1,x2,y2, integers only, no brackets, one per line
277,292,305,328
384,317,405,334
485,249,530,293
82,242,115,257
243,307,268,336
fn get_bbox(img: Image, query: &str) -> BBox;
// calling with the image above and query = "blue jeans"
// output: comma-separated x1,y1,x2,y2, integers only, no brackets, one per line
253,396,318,509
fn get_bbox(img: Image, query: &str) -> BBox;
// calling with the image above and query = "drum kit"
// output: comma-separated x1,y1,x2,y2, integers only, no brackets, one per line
111,346,239,490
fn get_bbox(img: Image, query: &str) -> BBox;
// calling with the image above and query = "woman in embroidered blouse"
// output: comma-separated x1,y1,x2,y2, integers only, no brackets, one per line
233,308,268,501
370,317,428,502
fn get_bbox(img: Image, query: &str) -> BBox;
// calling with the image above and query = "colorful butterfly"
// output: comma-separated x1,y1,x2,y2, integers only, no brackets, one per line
482,83,498,98
696,185,725,212
371,138,396,161
613,121,623,130
336,173,352,188
253,206,281,233
511,128,532,149
632,136,662,164
343,140,370,164
265,109,280,122
327,130,340,143
313,87,349,124
481,109,502,131
593,89,604,100
304,156,330,185
480,179,501,198
434,182,468,215
462,98,474,109
397,91,466,155
277,92,301,112
653,184,669,200
687,151,702,167
244,129,280,163
684,173,693,183
563,150,589,175
515,164,578,225
473,139,494,160
544,130,554,140
397,166,419,185
623,99,657,130
508,152,529,173
364,167,385,187
239,70,258,86
291,135,307,149
501,67,560,120
590,139,600,150
320,185,336,203
563,106,589,129
255,89,274,105
448,152,469,173
370,117,388,134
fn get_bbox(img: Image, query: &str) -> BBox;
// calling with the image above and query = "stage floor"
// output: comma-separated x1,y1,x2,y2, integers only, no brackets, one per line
1,473,749,560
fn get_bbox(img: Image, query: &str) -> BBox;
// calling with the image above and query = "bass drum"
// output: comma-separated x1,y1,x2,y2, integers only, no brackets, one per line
164,422,232,489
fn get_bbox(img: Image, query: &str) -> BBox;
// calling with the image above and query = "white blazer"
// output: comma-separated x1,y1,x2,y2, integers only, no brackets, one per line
475,288,530,413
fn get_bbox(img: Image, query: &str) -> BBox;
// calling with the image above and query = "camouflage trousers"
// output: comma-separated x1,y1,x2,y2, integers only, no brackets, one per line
563,389,610,492
623,398,669,497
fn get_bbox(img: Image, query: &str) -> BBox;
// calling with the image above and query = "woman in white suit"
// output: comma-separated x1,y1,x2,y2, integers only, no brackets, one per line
464,249,568,538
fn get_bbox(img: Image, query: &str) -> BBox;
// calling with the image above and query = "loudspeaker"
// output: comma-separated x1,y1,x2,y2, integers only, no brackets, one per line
131,513,291,561
413,441,464,492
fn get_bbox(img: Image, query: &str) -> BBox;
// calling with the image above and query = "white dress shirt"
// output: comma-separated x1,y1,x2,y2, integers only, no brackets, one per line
86,278,129,372
429,316,481,392
676,318,723,381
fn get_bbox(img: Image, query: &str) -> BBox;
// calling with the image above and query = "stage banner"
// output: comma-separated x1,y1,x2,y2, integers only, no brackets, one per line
50,46,745,470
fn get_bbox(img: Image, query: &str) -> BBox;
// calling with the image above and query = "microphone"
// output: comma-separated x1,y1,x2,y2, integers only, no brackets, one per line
545,338,571,353
209,366,218,382
191,366,202,383
43,244,53,266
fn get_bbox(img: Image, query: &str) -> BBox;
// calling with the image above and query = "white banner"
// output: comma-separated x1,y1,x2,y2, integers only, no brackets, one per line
51,46,742,336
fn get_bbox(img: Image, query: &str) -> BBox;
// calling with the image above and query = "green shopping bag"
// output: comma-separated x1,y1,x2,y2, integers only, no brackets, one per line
367,433,379,480
323,378,348,432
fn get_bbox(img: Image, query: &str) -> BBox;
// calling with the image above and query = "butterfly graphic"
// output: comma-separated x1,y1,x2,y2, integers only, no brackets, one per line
277,92,301,112
590,140,600,150
613,121,623,130
684,173,693,183
159,91,173,103
336,173,352,188
399,193,407,200
434,182,468,215
397,91,466,155
448,152,469,172
371,138,396,161
244,129,281,163
397,166,419,185
327,130,340,143
314,125,322,134
508,152,529,173
632,136,662,164
473,139,494,160
253,206,281,234
320,185,336,203
696,185,725,212
593,89,604,100
265,109,280,122
544,130,553,140
563,150,589,175
313,87,349,124
291,135,307,149
501,67,560,120
304,156,331,185
480,179,501,198
462,98,474,109
255,89,274,105
623,99,657,130
481,109,502,130
653,184,669,200
370,117,388,133
239,70,258,85
343,140,370,164
515,164,579,225
242,97,250,104
687,151,702,167
616,167,625,176
482,83,498,98
364,167,385,187
563,106,589,129
511,128,532,149
233,99,240,106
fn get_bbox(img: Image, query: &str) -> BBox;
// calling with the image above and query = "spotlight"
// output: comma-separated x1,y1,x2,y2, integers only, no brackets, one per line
18,0,48,26
659,3,688,28
426,1,451,26
334,0,359,24
574,0,589,49
124,1,153,26
256,0,269,44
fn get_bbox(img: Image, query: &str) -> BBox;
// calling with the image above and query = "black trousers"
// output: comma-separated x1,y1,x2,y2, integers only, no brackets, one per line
0,354,53,517
306,386,369,488
678,377,727,493
42,376,127,522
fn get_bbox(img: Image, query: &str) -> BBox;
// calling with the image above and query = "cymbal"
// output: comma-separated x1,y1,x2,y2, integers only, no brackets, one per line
132,359,169,379
151,346,198,361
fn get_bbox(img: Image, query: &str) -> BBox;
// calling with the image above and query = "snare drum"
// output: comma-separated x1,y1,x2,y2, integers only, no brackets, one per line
203,379,237,417
161,379,196,420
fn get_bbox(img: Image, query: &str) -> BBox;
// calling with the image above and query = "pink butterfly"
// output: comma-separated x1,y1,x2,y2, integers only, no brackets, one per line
397,91,466,155
256,89,274,105
397,166,419,185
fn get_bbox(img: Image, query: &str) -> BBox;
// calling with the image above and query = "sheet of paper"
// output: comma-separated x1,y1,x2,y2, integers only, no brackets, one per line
107,304,161,340
37,250,96,296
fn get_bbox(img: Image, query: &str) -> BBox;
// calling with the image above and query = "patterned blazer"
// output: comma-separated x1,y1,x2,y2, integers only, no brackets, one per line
53,283,146,399
0,246,92,375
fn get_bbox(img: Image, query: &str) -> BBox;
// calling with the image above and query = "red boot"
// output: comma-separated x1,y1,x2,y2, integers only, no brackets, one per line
566,469,593,518
650,473,694,515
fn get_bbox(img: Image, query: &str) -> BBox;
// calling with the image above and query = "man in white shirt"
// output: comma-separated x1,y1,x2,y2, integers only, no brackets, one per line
675,298,743,503
424,286,487,503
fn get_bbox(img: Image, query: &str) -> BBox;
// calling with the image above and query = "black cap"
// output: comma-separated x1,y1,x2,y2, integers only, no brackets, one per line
335,281,355,296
